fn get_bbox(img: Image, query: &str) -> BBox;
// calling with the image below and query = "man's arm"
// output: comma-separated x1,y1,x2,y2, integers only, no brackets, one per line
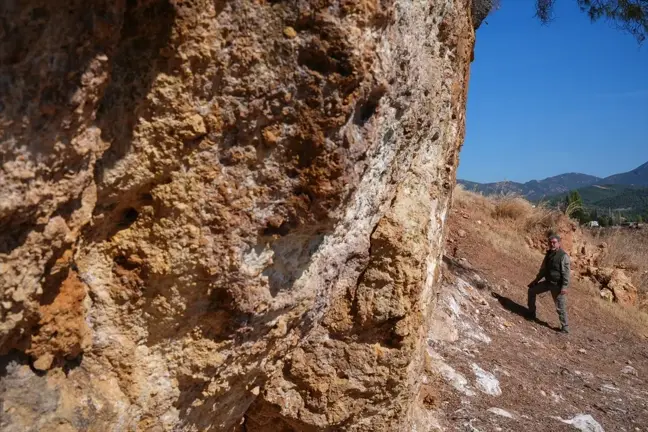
560,254,571,293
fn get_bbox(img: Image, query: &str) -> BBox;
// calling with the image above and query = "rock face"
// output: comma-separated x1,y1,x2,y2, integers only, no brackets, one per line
585,267,639,306
571,239,639,307
0,0,476,430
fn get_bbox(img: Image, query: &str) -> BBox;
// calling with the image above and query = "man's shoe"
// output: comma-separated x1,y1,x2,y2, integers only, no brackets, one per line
559,327,570,334
525,312,536,321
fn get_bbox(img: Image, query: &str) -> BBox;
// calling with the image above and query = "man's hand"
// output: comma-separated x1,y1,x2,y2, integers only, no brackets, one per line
560,289,568,295
527,281,536,288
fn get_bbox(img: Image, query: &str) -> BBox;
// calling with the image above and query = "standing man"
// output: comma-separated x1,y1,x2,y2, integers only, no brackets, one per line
527,234,570,333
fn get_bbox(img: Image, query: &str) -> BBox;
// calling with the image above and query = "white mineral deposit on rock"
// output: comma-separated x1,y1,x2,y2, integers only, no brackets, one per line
472,363,502,396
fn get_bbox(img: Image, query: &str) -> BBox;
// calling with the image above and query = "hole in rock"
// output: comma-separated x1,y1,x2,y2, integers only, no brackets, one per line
117,208,139,229
354,86,387,126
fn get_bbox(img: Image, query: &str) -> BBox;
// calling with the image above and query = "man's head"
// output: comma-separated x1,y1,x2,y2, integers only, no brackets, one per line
548,234,561,251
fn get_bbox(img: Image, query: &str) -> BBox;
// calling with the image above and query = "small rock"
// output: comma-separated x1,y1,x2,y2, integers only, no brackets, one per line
458,258,474,270
262,128,280,146
283,26,297,38
33,353,54,371
600,383,619,393
621,365,638,376
463,421,481,432
494,367,510,377
477,220,482,224
599,288,614,302
578,348,587,354
554,414,604,432
181,114,207,140
487,407,514,419
458,229,467,238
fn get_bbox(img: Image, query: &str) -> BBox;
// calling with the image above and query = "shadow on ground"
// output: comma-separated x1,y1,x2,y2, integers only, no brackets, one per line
491,292,561,332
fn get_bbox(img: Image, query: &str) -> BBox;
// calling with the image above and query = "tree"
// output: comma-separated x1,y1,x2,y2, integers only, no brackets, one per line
590,208,599,222
599,215,610,226
536,0,648,43
564,190,587,223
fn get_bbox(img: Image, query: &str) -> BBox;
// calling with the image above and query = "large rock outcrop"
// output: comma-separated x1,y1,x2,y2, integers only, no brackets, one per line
0,0,476,430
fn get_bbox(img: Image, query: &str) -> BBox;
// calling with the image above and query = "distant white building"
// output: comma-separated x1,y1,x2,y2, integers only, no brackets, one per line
585,221,600,228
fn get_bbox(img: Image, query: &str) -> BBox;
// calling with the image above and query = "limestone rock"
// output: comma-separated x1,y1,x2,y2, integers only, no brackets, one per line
621,365,638,376
488,407,514,419
586,267,638,306
32,353,54,372
0,0,475,430
554,414,604,432
600,288,614,302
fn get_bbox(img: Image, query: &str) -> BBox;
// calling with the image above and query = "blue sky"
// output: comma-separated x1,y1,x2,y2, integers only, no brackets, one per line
459,0,648,183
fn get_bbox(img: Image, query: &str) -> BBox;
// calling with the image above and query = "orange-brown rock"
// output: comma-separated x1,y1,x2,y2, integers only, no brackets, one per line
27,271,91,371
585,267,639,306
0,0,477,430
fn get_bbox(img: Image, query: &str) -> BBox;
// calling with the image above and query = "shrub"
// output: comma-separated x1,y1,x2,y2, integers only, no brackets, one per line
493,195,532,220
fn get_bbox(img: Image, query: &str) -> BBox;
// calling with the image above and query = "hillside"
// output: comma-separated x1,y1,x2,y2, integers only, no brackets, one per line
428,187,648,431
601,162,648,186
459,173,602,201
595,187,648,212
546,184,648,218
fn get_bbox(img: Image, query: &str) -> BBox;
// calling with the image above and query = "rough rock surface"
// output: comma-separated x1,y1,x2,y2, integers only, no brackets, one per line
0,0,475,430
584,267,639,306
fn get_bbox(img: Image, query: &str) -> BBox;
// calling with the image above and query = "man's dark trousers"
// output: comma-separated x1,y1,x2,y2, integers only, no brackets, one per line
528,282,568,330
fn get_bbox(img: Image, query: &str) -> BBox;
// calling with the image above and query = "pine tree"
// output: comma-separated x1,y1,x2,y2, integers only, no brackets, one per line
535,0,648,43
590,208,599,222
564,190,586,223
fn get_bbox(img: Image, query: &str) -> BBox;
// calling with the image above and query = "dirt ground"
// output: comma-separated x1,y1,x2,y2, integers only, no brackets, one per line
426,203,648,431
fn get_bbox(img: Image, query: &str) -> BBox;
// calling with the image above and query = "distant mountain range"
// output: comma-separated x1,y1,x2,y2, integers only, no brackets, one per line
459,161,648,202
570,185,648,214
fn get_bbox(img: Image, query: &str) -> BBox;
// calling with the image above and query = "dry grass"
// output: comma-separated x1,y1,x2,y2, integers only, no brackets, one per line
588,228,648,293
492,195,562,234
452,186,562,264
452,185,492,219
524,206,560,232
454,186,561,234
596,298,648,337
493,195,532,220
